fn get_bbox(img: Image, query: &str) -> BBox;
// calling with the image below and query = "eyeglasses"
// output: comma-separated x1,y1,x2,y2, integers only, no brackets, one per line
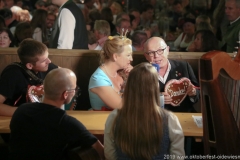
145,47,166,57
66,87,80,94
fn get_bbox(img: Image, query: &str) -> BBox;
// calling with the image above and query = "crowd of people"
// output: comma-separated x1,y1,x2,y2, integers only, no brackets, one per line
0,0,238,53
0,0,240,159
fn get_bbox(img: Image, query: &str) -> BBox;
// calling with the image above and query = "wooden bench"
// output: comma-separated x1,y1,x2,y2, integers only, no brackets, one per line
1,48,227,110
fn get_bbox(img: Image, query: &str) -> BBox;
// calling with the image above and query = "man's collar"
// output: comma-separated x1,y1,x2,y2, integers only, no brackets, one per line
230,16,240,25
59,1,68,10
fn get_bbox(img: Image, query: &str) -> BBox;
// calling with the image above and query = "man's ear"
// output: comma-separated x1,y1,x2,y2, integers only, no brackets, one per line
143,52,148,60
165,46,170,56
63,91,68,100
25,63,33,70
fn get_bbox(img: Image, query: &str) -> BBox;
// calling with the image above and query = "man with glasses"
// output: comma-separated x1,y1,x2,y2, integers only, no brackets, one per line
144,37,200,112
9,68,104,159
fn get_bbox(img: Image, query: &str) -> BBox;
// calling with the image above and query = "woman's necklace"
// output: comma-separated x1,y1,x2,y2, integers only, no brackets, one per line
102,64,117,78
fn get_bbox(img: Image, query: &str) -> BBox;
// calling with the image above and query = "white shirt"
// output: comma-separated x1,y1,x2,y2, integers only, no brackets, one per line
32,27,42,43
104,109,185,160
57,8,75,49
174,33,194,51
159,60,171,84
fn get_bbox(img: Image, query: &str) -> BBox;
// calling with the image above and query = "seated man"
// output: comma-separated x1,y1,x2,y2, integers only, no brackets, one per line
144,37,200,112
9,68,104,159
0,38,58,116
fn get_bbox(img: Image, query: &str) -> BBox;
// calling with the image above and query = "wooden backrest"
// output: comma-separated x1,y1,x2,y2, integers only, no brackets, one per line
0,48,203,110
200,50,240,155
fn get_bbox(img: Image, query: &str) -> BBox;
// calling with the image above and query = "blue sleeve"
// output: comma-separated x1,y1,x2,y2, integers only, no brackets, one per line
89,68,112,89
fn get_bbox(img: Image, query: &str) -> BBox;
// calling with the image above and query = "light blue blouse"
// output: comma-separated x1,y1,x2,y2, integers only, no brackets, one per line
88,67,113,110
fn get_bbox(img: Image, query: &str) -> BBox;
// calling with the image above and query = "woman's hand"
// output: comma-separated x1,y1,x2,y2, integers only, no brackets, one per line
123,65,133,75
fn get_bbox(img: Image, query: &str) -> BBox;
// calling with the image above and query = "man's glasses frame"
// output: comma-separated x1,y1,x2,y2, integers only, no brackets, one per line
145,47,167,57
66,87,80,94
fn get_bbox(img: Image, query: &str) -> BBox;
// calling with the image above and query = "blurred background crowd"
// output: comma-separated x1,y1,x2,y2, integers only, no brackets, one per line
0,0,238,53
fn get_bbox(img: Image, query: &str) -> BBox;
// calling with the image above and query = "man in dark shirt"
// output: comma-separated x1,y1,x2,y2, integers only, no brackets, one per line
0,38,58,116
9,68,104,159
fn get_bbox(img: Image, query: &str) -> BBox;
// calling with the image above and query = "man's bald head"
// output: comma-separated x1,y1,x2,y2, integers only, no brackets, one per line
143,37,169,68
144,37,167,53
43,68,77,100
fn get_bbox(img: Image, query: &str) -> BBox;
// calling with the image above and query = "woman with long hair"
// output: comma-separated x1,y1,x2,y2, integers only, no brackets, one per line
104,63,185,159
30,9,48,44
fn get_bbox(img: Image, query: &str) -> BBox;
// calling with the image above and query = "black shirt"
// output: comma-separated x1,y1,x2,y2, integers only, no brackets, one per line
9,103,97,160
0,63,57,106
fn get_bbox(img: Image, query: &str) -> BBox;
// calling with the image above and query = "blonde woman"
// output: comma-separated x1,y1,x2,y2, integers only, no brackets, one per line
88,35,133,110
104,63,185,159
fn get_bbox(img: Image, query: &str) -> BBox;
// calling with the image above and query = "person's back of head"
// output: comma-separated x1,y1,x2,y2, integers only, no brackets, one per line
0,15,6,28
113,62,165,159
196,21,213,32
3,0,16,9
14,21,32,46
140,3,154,14
35,0,48,10
17,38,47,65
131,30,148,50
94,20,110,37
0,8,13,26
116,12,130,22
196,15,211,25
100,7,113,22
88,8,101,22
43,68,77,105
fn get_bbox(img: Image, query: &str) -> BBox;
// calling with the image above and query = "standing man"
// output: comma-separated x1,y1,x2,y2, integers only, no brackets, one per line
144,37,200,112
9,68,104,159
0,39,57,117
220,0,240,53
50,0,88,49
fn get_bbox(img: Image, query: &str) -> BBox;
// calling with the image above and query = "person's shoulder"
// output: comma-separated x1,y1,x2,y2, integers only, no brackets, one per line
106,109,118,124
62,1,80,11
166,111,178,120
91,67,106,78
169,59,188,66
105,109,118,131
1,63,25,76
33,27,41,33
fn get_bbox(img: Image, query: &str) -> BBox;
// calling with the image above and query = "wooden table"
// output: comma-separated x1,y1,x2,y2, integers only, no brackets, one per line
0,111,202,137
